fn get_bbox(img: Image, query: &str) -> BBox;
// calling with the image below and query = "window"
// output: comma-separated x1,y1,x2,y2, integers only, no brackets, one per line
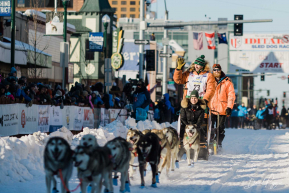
85,39,94,60
112,1,117,5
121,8,126,11
121,1,127,5
130,8,135,11
121,14,126,18
112,8,117,11
130,14,135,18
130,1,136,5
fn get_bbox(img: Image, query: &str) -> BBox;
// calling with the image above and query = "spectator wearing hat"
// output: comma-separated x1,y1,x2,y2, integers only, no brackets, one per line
210,64,235,147
5,67,18,83
92,91,104,107
180,90,206,143
37,85,52,104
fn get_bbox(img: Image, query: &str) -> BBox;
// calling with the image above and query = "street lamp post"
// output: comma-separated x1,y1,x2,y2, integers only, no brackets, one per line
62,0,69,89
102,14,111,93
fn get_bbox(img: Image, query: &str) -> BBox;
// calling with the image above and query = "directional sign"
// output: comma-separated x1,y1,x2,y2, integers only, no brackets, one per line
134,39,150,45
159,53,172,58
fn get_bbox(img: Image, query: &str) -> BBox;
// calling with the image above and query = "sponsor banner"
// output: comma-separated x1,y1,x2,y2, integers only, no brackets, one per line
230,33,289,51
49,106,63,132
108,109,128,125
100,108,110,127
94,108,102,129
0,104,19,136
229,51,289,73
83,107,94,128
73,106,83,131
38,105,50,132
19,104,38,134
62,106,73,130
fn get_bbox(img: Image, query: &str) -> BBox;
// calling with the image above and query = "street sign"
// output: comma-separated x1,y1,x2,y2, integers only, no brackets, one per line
134,39,150,45
162,38,170,46
159,53,172,58
0,0,11,16
89,32,104,52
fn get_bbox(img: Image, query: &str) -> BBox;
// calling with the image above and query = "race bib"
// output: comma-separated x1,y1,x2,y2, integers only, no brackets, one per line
187,72,208,98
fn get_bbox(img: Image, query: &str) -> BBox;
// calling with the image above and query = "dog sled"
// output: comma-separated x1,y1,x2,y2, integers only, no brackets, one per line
177,110,220,161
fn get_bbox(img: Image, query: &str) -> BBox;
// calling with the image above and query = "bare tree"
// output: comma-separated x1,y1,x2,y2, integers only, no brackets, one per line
25,0,50,80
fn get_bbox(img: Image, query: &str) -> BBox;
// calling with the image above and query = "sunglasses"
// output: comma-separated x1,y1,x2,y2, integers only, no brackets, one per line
213,69,221,72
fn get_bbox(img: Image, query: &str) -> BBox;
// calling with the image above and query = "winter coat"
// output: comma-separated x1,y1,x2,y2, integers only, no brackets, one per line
173,63,215,107
210,72,235,116
262,105,274,120
231,108,238,117
281,107,287,117
249,108,258,116
154,108,160,120
238,105,247,117
180,98,206,128
93,96,104,105
256,109,265,119
164,93,175,114
16,88,32,102
132,87,150,112
109,94,114,107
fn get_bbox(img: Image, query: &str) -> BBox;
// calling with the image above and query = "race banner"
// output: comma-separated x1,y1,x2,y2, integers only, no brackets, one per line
100,108,110,127
38,105,50,132
19,104,38,134
229,51,289,73
83,107,94,128
229,33,289,51
108,109,128,124
73,106,84,131
49,106,63,132
0,104,19,136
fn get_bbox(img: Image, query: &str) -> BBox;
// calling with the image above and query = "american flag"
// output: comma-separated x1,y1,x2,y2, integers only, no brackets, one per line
151,0,157,3
205,32,216,49
193,32,203,50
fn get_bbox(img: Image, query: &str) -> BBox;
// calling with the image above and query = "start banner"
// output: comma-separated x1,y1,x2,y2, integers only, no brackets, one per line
229,51,289,73
230,33,289,51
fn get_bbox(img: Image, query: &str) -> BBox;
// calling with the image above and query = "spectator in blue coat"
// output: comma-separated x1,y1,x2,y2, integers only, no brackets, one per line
230,104,239,128
163,93,175,123
256,107,265,128
238,102,247,128
132,80,151,119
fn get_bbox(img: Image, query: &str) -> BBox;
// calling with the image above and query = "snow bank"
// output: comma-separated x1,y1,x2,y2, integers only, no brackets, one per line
0,118,177,184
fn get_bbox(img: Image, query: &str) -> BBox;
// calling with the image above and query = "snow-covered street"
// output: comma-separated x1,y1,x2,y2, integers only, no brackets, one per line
1,121,289,193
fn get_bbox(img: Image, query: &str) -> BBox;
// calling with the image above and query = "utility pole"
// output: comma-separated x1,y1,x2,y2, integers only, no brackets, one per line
11,0,15,67
139,0,145,80
162,0,168,95
62,0,68,89
214,26,218,64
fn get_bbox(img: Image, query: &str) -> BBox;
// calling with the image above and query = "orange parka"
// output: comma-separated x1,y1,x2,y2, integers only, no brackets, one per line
173,64,216,108
210,73,236,115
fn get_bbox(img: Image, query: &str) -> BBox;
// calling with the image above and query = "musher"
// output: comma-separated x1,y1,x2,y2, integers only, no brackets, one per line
174,55,216,145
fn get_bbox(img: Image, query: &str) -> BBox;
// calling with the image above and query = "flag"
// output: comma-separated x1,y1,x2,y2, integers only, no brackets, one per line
193,32,203,50
205,33,216,49
151,0,157,3
218,33,227,44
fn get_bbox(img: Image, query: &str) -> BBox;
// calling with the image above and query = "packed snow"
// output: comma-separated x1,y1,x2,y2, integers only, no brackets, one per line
1,119,289,193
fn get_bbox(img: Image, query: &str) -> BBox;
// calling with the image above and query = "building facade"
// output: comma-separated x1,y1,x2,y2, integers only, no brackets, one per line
108,0,140,19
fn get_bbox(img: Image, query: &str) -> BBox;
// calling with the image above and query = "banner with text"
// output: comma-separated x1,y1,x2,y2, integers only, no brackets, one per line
83,107,94,128
49,106,63,132
73,106,84,131
38,105,50,132
229,51,289,73
19,104,38,134
230,33,289,51
0,104,19,136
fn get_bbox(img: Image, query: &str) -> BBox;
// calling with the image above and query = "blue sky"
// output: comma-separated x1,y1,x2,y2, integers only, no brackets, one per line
150,0,289,33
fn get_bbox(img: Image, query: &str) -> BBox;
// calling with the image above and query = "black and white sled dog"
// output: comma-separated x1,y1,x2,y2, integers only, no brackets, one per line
137,132,161,188
126,128,144,177
73,146,114,193
44,137,73,193
162,127,180,171
105,137,132,193
80,134,99,151
183,125,200,166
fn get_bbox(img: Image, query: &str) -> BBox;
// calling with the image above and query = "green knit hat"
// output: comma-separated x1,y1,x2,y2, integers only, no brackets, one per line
187,90,199,99
194,55,206,67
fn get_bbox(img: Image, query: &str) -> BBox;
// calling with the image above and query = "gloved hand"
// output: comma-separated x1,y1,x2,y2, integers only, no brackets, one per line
226,108,232,116
176,57,185,70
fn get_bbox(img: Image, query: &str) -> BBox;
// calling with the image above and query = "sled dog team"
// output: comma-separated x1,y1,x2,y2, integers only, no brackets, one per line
44,125,200,193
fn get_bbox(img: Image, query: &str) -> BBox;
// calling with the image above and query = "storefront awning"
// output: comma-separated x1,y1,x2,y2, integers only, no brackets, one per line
0,41,27,65
3,37,52,68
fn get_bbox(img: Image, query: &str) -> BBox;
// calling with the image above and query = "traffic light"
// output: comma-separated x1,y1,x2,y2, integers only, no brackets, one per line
261,73,265,81
284,92,286,98
234,15,243,36
267,90,270,96
145,50,155,71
